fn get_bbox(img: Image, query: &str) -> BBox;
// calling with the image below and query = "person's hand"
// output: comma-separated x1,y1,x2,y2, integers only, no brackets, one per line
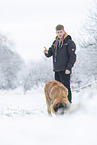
43,46,48,54
65,69,70,74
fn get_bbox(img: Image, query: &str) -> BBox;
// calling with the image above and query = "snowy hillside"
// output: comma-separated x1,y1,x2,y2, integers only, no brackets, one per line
0,82,97,145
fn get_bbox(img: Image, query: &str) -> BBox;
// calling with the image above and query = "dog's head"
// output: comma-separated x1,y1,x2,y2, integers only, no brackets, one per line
52,101,69,115
54,102,68,114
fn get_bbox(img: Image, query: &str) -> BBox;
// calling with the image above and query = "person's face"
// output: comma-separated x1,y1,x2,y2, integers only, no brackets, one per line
56,30,65,39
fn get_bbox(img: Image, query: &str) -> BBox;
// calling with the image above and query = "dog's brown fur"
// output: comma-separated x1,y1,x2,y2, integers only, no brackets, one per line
44,80,70,114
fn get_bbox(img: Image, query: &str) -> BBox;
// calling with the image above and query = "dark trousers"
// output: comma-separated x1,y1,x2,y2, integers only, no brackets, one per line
55,71,72,103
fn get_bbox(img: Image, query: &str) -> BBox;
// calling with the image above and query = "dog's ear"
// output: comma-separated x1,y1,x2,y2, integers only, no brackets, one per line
66,99,70,105
52,103,57,114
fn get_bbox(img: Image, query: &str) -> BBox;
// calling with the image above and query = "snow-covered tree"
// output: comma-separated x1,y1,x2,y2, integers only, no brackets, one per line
73,0,97,87
0,33,24,89
79,1,97,49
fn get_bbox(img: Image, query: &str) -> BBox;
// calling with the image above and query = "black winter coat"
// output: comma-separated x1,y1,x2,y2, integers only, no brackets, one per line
45,35,76,72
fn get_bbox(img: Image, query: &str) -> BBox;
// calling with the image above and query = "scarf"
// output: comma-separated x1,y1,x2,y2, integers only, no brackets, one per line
54,33,68,62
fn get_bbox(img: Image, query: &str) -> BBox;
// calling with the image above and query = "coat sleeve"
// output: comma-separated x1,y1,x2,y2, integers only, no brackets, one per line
44,42,55,57
66,40,76,71
45,47,53,57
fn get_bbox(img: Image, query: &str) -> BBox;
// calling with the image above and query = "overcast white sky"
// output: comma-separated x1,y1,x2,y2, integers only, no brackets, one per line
0,0,92,61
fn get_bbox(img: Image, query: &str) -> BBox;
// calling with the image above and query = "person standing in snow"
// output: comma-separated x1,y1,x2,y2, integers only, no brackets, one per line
43,24,76,103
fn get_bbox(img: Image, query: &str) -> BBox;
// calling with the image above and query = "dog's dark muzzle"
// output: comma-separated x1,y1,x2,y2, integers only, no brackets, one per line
54,103,68,115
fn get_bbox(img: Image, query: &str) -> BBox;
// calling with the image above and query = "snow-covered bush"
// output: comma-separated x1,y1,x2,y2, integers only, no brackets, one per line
22,58,54,91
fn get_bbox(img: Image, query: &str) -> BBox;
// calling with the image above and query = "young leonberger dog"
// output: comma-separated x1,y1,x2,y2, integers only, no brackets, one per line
44,80,70,115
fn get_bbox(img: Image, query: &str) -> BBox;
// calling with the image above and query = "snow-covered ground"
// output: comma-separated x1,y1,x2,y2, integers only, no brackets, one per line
0,82,97,145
